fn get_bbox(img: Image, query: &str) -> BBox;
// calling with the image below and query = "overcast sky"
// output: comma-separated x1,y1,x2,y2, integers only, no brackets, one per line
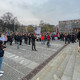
0,0,80,25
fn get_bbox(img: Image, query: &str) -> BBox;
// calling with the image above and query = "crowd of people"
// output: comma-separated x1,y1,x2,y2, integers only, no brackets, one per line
0,31,80,76
0,32,79,49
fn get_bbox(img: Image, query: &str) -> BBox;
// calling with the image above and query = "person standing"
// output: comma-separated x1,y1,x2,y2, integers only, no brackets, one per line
31,34,37,51
47,34,51,47
0,40,6,76
64,33,68,44
36,34,39,42
72,33,75,43
7,34,10,42
28,34,31,45
39,34,41,41
4,34,8,45
14,33,17,44
9,35,13,45
67,33,71,43
20,33,23,45
24,34,28,44
77,31,80,47
62,33,64,41
17,34,20,49
41,34,45,44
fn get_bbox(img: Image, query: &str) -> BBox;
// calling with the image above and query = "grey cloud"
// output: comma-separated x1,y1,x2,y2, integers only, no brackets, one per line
9,1,14,4
30,0,80,25
2,0,80,25
17,4,28,9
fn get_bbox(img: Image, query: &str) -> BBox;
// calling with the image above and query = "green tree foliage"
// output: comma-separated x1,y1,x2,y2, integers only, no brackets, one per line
39,20,55,32
27,26,33,32
53,27,56,32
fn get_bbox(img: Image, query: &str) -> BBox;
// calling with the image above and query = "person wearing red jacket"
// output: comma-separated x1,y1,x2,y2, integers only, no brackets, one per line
47,34,51,47
41,35,45,44
47,34,50,41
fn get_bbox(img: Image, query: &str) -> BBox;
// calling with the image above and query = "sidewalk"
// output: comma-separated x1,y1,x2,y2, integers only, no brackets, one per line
31,42,80,80
0,40,65,80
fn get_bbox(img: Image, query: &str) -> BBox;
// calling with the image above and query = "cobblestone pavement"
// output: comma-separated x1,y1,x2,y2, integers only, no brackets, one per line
0,40,65,80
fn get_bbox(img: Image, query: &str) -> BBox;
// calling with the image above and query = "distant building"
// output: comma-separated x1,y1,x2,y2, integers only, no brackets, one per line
59,19,80,33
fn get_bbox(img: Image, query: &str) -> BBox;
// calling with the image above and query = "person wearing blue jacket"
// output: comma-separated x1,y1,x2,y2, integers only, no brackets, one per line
0,40,6,77
17,34,20,49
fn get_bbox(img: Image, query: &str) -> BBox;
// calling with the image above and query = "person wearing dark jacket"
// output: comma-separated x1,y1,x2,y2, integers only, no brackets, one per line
17,34,20,49
47,34,51,47
72,33,75,43
28,34,31,45
0,40,6,76
24,34,28,44
31,34,37,51
14,34,17,44
67,33,71,43
9,35,13,45
20,33,23,45
77,31,80,47
64,33,68,44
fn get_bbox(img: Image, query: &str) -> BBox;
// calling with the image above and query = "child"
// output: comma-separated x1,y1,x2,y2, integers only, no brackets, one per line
0,40,6,76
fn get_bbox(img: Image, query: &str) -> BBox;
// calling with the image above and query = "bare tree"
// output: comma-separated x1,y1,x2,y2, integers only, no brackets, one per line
1,12,14,24
1,12,21,32
39,20,44,27
11,17,20,31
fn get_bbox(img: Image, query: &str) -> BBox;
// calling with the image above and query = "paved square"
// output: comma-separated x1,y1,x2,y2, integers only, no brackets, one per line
0,40,65,80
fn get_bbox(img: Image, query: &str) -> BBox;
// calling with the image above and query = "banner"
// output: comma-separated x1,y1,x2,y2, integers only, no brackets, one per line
35,27,41,34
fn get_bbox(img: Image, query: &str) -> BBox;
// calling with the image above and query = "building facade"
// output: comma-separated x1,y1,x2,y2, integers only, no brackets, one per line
59,19,80,33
